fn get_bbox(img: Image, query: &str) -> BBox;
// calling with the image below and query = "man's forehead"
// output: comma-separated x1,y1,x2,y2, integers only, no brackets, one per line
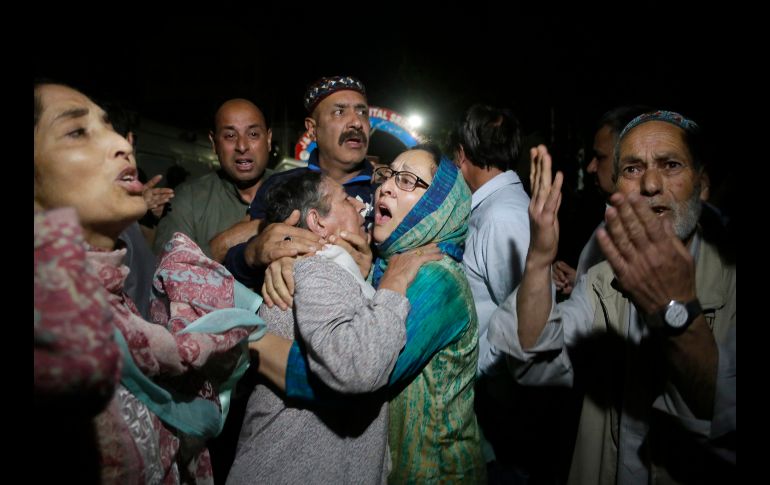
319,90,367,107
219,121,266,131
218,108,264,124
595,124,615,141
621,122,688,152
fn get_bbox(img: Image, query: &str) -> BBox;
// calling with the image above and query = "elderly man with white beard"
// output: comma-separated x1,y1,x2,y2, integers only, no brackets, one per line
487,111,735,485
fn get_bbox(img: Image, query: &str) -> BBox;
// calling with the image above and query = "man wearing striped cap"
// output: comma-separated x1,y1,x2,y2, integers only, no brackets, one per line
488,111,735,484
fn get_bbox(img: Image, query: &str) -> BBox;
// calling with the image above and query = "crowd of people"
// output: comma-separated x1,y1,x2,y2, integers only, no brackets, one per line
34,75,735,484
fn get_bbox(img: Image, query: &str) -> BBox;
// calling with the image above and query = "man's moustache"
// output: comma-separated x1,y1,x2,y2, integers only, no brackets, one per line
338,131,368,146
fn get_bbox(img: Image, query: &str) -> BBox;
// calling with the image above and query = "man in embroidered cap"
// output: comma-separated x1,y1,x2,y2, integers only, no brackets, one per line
487,110,735,484
301,75,370,184
225,75,375,291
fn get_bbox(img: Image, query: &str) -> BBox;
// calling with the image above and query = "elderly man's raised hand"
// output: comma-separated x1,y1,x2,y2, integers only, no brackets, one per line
597,192,696,316
527,145,563,268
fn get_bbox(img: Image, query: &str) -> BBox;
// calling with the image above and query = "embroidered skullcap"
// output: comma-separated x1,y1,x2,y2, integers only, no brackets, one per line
303,75,366,113
618,110,699,141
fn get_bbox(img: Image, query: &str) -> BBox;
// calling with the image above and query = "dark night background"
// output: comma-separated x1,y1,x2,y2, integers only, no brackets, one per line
34,12,731,143
34,11,736,264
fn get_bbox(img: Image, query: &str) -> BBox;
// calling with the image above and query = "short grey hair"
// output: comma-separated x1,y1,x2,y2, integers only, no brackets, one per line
264,172,331,228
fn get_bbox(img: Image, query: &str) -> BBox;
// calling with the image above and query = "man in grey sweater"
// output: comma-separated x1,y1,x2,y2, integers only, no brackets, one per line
227,172,439,484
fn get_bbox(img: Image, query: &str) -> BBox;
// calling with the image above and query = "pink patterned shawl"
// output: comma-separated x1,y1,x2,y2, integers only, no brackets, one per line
86,231,261,484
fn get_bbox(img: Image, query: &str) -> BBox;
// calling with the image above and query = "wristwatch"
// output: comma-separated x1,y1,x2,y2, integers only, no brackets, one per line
657,299,703,335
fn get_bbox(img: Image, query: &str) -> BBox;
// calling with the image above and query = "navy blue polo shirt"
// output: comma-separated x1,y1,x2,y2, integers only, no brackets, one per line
224,149,376,287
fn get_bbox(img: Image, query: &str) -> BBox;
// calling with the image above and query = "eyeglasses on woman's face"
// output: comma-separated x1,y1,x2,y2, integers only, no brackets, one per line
372,166,430,192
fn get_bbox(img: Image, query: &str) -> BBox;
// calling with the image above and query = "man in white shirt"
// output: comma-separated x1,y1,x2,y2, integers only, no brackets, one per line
450,104,530,376
489,111,735,484
450,104,549,483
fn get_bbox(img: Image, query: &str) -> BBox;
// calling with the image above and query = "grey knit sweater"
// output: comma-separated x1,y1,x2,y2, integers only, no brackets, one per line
227,256,410,485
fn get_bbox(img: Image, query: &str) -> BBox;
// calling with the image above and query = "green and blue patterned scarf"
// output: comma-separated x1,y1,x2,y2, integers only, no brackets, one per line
370,157,474,385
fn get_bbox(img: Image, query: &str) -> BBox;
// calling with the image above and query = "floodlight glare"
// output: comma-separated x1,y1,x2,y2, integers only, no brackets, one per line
407,114,424,129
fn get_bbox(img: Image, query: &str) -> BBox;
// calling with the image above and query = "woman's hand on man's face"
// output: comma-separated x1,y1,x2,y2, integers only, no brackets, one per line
328,230,372,277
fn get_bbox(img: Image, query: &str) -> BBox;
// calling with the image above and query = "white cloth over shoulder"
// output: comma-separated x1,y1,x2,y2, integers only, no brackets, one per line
317,243,375,299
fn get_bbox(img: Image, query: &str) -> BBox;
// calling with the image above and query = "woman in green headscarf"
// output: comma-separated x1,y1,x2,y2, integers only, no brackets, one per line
256,143,485,483
370,144,486,483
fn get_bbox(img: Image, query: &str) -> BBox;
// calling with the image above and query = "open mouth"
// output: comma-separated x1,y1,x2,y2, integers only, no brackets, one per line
651,205,669,215
235,158,254,171
116,167,144,195
339,130,368,147
375,204,392,225
344,137,363,148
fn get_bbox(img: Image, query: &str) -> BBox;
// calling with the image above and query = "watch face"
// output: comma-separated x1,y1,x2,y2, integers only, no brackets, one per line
665,302,689,328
